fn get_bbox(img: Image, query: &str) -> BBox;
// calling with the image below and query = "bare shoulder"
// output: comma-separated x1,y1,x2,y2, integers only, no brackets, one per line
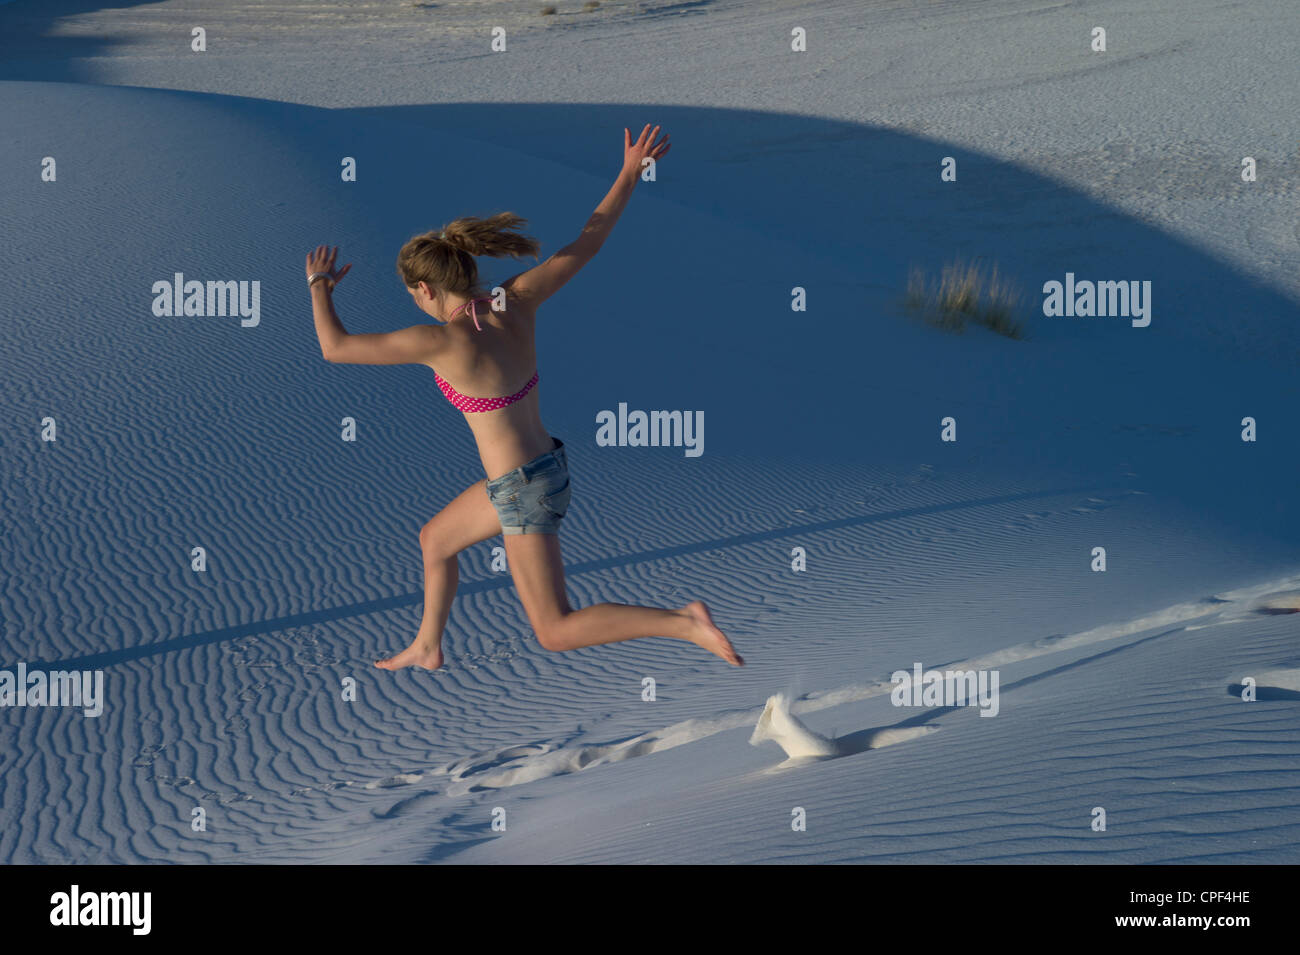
499,274,539,319
415,321,454,360
424,320,451,341
416,322,452,370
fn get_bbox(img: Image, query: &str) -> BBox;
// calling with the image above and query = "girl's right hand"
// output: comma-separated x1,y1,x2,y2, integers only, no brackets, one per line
623,124,671,178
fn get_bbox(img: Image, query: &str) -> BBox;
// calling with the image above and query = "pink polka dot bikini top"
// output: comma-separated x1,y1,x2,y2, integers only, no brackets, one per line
433,296,539,413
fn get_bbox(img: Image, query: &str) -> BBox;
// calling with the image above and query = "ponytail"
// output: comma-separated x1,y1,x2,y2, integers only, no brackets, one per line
397,212,541,296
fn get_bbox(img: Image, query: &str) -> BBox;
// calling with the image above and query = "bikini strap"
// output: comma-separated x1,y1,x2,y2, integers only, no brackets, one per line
448,296,493,331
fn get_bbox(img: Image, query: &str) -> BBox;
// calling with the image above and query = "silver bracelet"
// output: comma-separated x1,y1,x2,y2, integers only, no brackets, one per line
307,271,334,289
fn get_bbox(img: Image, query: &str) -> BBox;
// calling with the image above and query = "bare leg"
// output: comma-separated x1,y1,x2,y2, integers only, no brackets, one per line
505,534,743,665
376,479,503,671
375,546,457,671
547,599,741,665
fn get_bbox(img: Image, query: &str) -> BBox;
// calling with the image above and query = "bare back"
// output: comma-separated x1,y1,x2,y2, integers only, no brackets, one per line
423,288,555,480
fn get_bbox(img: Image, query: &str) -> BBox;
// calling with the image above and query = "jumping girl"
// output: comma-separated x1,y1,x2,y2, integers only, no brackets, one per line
305,124,743,672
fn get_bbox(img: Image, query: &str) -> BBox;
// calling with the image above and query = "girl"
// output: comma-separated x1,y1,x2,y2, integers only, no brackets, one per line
306,124,742,672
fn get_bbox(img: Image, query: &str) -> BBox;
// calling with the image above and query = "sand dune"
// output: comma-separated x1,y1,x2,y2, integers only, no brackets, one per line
2,0,1299,865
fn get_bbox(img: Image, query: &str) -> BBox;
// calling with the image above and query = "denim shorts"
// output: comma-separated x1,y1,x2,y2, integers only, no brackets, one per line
485,436,571,535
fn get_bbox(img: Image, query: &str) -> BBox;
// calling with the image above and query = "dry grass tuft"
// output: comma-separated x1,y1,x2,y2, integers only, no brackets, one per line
903,259,1025,339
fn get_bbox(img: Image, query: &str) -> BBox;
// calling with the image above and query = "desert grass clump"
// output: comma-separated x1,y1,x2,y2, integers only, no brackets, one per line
903,259,1025,339
583,1,601,9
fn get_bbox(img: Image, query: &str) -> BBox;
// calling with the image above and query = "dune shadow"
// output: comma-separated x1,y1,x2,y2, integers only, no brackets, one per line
350,100,1300,371
0,0,174,82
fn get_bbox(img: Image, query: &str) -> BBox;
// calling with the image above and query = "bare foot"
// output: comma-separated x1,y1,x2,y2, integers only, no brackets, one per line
375,639,444,671
682,600,743,666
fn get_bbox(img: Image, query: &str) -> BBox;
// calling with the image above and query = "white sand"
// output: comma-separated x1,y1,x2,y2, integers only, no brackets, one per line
1,0,1298,864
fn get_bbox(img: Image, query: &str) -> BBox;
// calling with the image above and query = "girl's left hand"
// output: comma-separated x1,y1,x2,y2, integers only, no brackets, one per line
306,245,352,289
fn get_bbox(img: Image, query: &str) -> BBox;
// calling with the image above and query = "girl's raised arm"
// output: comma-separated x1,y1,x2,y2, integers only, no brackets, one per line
508,125,670,308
